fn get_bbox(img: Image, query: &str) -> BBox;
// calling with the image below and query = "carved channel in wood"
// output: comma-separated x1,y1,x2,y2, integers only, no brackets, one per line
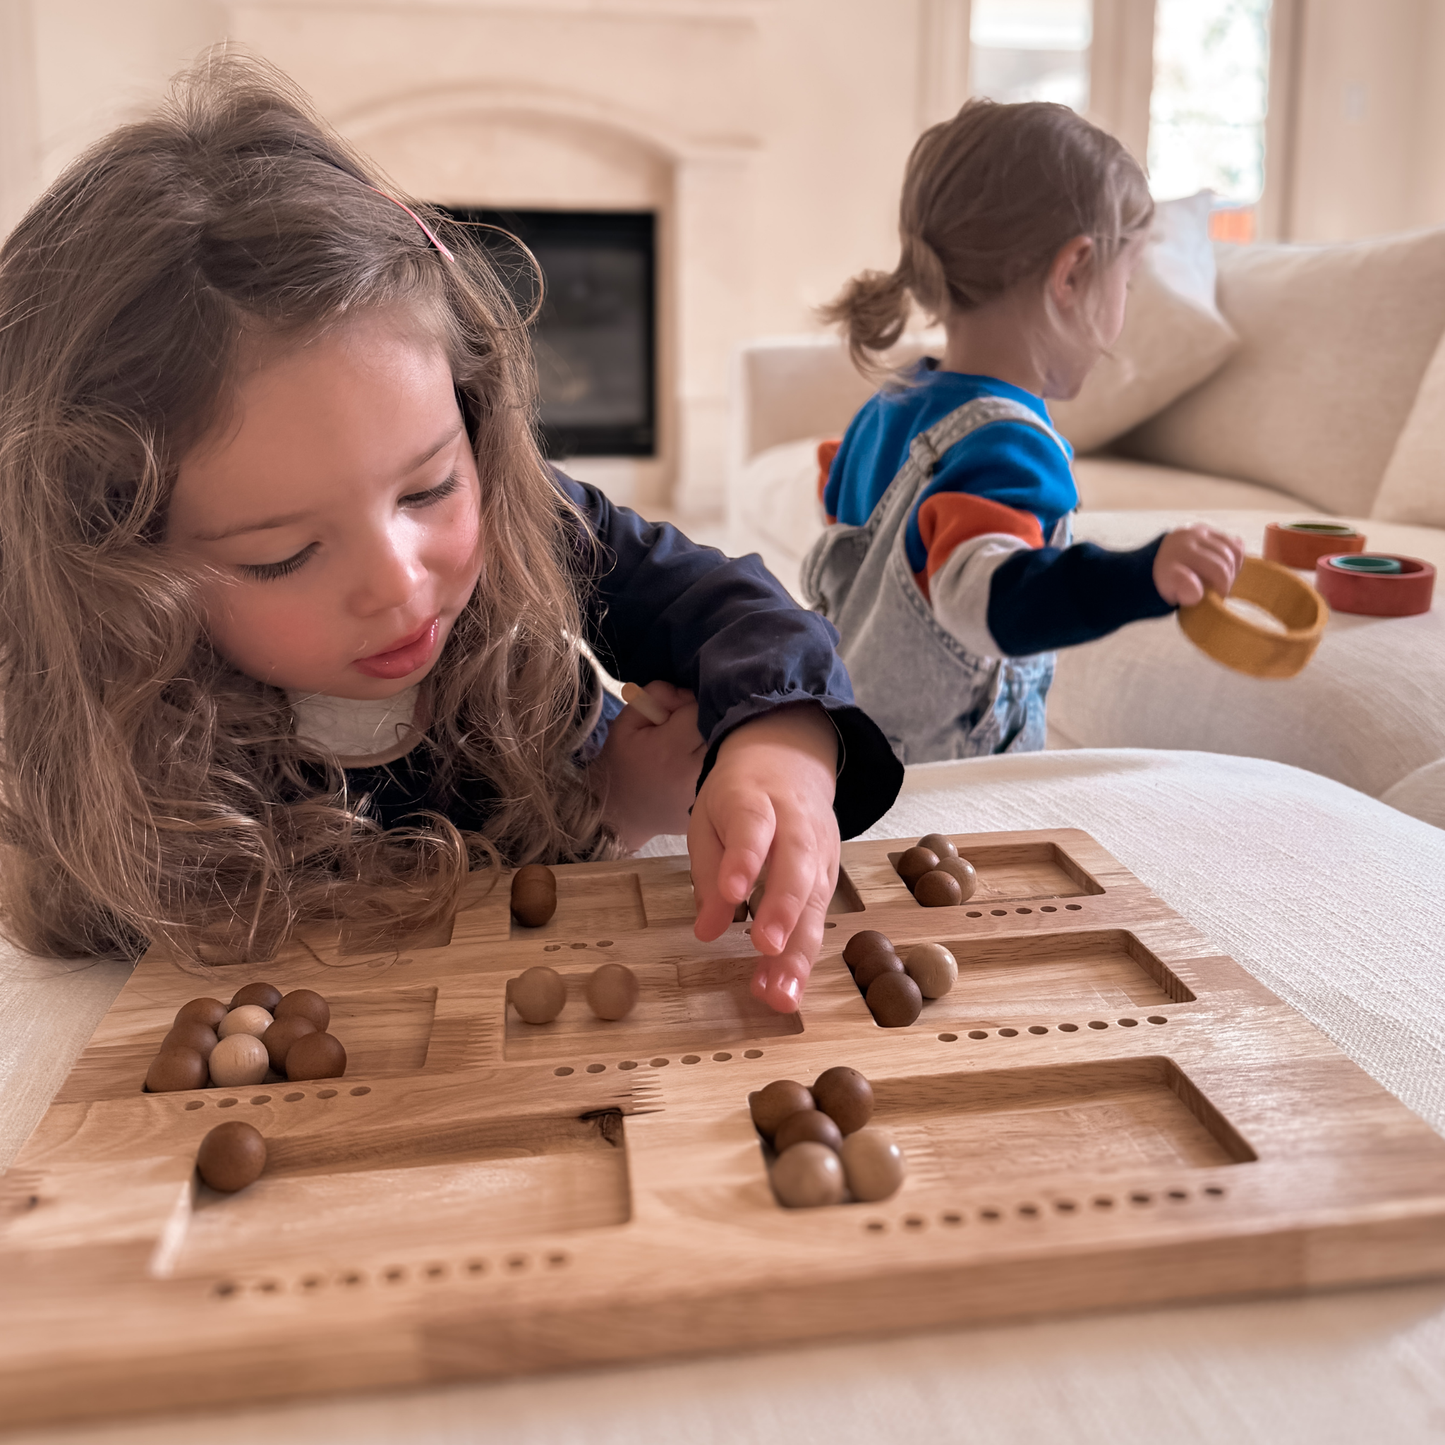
866,840,1105,909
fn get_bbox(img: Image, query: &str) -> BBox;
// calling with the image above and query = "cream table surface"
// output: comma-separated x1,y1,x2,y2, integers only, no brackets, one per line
6,748,1445,1444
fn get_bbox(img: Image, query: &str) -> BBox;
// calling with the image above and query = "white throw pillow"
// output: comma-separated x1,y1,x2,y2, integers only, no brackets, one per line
1372,323,1445,527
1122,225,1445,516
1049,192,1238,455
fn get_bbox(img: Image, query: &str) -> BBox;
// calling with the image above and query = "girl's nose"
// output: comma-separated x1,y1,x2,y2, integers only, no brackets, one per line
348,523,426,616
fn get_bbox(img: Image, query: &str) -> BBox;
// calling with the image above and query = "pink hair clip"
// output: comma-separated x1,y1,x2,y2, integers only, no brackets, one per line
366,185,455,262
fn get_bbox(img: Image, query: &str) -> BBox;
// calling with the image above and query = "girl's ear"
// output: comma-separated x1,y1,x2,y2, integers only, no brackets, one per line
1047,235,1096,312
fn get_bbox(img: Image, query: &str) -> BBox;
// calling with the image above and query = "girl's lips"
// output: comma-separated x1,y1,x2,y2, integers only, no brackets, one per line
352,618,440,679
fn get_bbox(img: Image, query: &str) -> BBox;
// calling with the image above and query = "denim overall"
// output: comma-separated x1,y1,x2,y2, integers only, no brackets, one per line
801,396,1072,764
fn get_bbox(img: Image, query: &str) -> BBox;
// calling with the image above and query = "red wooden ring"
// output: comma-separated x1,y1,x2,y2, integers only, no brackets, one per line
1264,522,1365,569
1315,554,1435,616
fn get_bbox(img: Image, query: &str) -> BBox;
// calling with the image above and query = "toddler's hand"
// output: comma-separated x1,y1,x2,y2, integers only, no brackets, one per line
689,703,840,1014
1153,524,1245,607
592,681,706,853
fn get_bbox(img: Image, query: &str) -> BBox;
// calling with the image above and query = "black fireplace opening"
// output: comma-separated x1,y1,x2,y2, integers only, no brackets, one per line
438,208,657,459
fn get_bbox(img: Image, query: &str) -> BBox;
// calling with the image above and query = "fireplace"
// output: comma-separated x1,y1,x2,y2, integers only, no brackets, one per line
441,207,657,461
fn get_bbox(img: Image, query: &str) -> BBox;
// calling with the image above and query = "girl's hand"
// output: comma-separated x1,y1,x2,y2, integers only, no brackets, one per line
593,681,706,853
689,703,840,1014
1154,524,1246,607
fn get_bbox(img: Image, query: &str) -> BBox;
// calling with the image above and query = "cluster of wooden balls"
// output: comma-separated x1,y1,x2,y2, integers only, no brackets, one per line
510,864,558,927
895,832,978,908
507,962,639,1024
749,1067,906,1208
144,984,347,1092
843,930,958,1028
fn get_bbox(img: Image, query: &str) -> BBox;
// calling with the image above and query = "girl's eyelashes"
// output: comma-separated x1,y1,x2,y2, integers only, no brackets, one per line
240,542,319,581
400,471,462,508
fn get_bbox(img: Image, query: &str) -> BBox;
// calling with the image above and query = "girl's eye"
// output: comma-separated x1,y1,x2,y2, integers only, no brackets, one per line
240,542,318,581
400,472,462,509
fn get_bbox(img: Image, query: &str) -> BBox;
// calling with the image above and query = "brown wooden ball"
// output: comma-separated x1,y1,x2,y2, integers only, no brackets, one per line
196,1120,267,1193
174,997,227,1031
510,864,558,928
162,1020,218,1059
585,962,639,1021
915,869,963,908
509,965,567,1024
774,1108,844,1154
917,832,959,860
933,854,978,900
771,1141,846,1208
748,1079,815,1139
812,1065,874,1134
904,942,958,998
842,929,897,974
866,970,923,1028
840,1127,906,1202
261,1015,318,1071
747,880,766,918
230,982,281,1012
285,1030,347,1081
896,846,940,888
853,950,905,993
274,988,330,1032
145,1047,207,1093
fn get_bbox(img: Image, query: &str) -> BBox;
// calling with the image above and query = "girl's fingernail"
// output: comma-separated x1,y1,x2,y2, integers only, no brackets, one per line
762,926,785,951
780,976,801,1004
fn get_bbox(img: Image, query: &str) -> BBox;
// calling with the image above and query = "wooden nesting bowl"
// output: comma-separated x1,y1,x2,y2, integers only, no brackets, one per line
1177,555,1328,678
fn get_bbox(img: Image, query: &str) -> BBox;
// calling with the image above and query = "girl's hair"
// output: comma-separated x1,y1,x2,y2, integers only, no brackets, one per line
0,52,612,962
822,99,1154,369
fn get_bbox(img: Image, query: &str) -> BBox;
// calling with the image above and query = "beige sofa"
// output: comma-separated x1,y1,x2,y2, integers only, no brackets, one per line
726,224,1445,829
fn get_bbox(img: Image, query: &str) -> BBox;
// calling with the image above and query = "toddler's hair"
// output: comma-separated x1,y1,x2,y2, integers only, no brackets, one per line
0,52,610,962
823,99,1154,369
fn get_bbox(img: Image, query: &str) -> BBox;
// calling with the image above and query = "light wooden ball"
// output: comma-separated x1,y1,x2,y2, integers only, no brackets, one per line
813,1066,874,1134
217,1005,273,1040
162,1020,218,1060
915,869,963,908
774,1108,843,1154
866,970,923,1028
230,982,281,1012
208,1033,269,1087
896,846,940,888
934,855,978,900
586,962,639,1021
853,950,904,993
286,1031,347,1081
145,1047,207,1093
174,997,227,1031
904,942,958,998
842,930,898,975
261,1015,317,1071
197,1121,267,1193
771,1141,846,1208
749,1079,815,1139
509,965,567,1024
840,1128,906,1202
510,864,558,928
274,988,330,1032
917,832,958,859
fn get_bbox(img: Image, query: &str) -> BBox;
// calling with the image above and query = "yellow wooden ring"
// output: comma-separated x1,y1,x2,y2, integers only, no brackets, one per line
1177,555,1328,679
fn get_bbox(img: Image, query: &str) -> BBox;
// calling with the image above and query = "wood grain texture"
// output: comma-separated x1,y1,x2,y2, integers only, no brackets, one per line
4,827,1445,1430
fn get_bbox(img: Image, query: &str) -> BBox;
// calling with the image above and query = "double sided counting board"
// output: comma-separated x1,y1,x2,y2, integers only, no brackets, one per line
5,828,1445,1428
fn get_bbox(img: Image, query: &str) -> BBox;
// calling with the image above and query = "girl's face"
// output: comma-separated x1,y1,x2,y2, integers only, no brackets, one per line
168,309,483,700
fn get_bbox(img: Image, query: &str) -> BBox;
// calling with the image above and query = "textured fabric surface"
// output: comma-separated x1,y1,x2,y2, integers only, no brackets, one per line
1374,318,1445,527
1073,454,1307,513
1122,228,1445,516
11,749,1445,1445
1051,509,1445,814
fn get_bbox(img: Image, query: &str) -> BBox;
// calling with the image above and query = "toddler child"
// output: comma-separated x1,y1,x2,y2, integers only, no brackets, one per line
805,99,1243,762
0,57,901,1011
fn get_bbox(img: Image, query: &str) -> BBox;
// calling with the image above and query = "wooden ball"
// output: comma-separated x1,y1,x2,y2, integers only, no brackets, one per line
230,982,281,1012
867,970,923,1028
162,1020,218,1059
774,1108,844,1154
196,1121,267,1193
145,1047,207,1093
174,997,227,1030
915,870,963,908
842,930,897,975
208,1033,269,1087
509,965,567,1024
274,988,330,1032
812,1066,874,1134
896,846,940,888
917,832,959,860
840,1128,906,1202
934,855,978,900
771,1141,846,1208
750,1080,815,1139
217,1005,273,1040
261,1015,318,1071
510,864,558,928
904,942,958,998
853,950,904,993
286,1031,347,1081
747,880,767,918
585,962,639,1021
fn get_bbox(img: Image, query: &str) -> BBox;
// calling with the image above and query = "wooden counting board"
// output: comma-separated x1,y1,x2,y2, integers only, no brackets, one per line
6,827,1445,1429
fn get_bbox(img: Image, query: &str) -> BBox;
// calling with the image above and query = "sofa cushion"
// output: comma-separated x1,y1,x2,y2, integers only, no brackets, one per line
1120,227,1445,516
1050,193,1238,455
1372,322,1445,528
1074,456,1308,513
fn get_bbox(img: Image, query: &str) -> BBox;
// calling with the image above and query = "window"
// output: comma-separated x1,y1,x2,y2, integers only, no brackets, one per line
968,0,1092,112
1148,0,1273,241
